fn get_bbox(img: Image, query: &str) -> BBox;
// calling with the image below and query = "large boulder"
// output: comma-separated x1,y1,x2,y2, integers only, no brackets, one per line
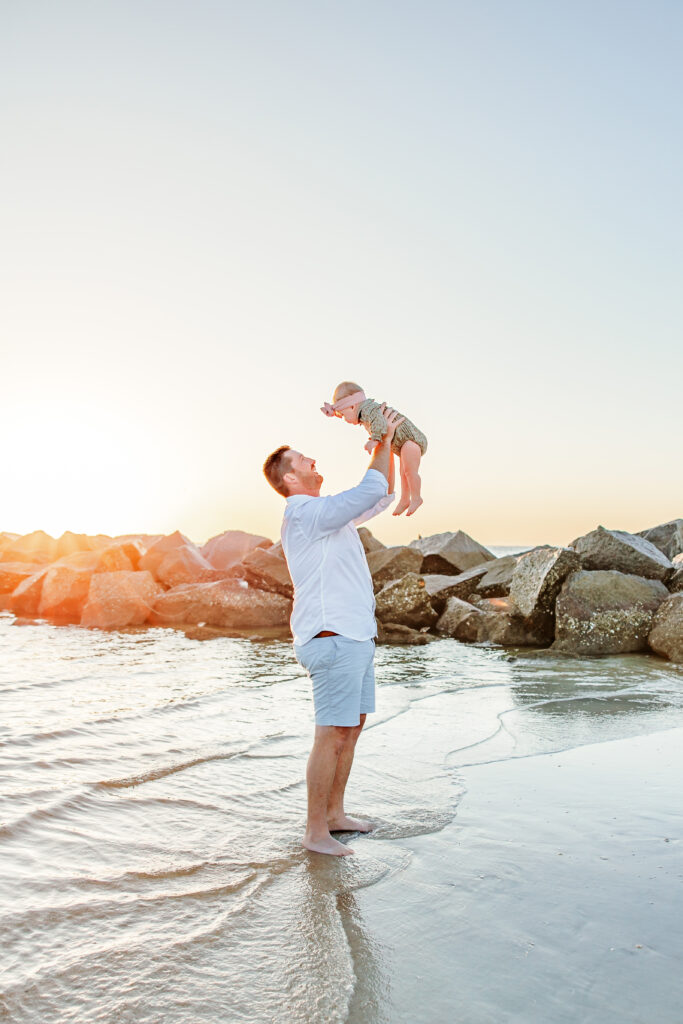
366,546,423,591
0,530,57,564
474,597,554,646
53,546,136,573
240,546,293,598
8,568,49,616
358,527,386,554
38,566,93,621
570,526,673,582
648,594,683,664
409,531,495,575
435,597,485,641
81,571,164,629
637,519,683,562
423,568,490,611
375,621,436,645
201,530,272,570
509,547,580,618
139,530,220,587
475,555,519,598
149,579,291,629
54,531,110,559
669,568,683,593
374,573,438,629
0,563,46,595
553,570,669,655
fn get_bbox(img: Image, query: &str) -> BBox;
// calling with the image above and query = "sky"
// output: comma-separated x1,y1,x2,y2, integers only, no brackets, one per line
2,0,681,549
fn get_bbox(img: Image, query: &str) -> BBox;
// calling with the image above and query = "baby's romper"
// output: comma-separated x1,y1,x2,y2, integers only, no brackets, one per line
357,399,428,457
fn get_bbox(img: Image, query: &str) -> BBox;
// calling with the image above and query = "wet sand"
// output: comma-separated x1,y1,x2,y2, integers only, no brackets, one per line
354,727,683,1023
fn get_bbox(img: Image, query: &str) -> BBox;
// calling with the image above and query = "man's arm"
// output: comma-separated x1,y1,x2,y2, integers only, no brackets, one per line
293,409,405,540
368,408,404,483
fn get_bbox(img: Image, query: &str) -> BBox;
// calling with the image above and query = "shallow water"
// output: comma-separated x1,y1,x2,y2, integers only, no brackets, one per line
1,613,682,1023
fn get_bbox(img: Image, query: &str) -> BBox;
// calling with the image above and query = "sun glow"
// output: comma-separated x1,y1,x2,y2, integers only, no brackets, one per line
5,396,160,538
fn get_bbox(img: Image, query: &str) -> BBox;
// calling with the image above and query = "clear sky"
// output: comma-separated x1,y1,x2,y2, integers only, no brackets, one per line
2,1,681,548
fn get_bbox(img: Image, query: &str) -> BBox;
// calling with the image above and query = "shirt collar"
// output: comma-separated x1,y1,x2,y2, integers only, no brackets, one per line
285,493,316,506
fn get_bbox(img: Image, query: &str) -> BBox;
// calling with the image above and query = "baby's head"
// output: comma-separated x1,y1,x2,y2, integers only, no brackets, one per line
332,381,366,423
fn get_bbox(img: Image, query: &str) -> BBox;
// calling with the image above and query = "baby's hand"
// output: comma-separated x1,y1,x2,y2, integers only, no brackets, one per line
364,439,379,455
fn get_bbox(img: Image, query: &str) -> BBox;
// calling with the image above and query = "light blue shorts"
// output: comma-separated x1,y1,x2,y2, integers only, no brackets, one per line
293,635,376,727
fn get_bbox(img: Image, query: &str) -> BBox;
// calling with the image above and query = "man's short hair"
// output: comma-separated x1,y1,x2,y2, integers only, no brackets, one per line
333,380,363,402
263,445,293,497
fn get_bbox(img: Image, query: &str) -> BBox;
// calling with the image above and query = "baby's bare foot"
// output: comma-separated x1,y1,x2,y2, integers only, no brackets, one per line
406,496,423,516
328,814,376,833
392,497,410,516
302,833,355,856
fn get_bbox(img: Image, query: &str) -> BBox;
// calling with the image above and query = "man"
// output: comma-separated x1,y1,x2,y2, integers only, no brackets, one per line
263,408,403,856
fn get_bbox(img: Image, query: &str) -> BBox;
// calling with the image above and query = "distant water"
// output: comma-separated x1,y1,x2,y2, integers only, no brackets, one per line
1,613,682,1023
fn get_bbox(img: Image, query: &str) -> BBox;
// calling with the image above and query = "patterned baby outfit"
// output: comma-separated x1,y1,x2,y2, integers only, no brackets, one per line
357,399,428,457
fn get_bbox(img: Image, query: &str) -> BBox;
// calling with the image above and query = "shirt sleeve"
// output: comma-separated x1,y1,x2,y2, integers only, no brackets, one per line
352,490,396,526
295,469,389,539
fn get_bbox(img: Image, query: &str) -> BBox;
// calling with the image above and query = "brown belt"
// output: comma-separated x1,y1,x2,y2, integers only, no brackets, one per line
313,630,339,638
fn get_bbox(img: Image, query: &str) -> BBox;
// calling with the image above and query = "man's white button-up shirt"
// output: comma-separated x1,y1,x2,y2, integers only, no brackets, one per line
281,468,394,646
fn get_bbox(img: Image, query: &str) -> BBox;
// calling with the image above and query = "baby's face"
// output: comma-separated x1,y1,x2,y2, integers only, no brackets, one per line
339,404,359,424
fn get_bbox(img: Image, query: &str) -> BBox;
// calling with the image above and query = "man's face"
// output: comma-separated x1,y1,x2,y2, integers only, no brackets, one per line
285,450,323,495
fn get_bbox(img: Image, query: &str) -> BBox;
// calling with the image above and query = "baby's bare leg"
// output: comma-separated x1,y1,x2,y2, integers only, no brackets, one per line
392,455,411,515
400,441,423,516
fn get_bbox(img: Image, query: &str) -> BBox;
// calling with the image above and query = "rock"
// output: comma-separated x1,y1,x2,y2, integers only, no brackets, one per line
201,530,272,570
149,580,291,629
0,530,57,564
0,563,46,595
366,546,423,591
648,594,683,663
669,568,683,593
570,526,673,582
139,530,219,587
423,567,490,611
509,547,581,617
435,597,484,641
475,555,519,598
553,570,670,655
8,568,49,616
358,527,386,554
240,546,293,598
409,531,495,575
54,531,110,559
53,546,136,573
637,519,683,561
674,554,683,566
81,571,164,629
38,566,93,621
375,621,436,645
374,573,438,629
474,597,554,646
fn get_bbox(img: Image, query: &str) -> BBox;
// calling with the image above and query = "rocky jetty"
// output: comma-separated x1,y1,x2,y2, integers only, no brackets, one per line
1,520,681,662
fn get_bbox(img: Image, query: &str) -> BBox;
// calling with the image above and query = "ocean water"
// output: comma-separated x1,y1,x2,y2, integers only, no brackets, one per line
1,612,682,1023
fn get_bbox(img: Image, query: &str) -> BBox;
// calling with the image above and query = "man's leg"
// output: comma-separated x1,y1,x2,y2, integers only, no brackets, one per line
303,724,356,856
327,714,374,833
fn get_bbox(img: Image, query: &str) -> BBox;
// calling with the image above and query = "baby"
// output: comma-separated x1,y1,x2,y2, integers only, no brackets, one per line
321,381,427,516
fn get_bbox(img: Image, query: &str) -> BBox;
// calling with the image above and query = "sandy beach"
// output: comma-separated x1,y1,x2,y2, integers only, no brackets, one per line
353,727,683,1023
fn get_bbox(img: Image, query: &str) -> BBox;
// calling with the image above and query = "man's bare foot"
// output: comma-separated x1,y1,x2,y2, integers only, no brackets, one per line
328,814,375,833
302,833,355,856
392,497,410,516
406,496,423,516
